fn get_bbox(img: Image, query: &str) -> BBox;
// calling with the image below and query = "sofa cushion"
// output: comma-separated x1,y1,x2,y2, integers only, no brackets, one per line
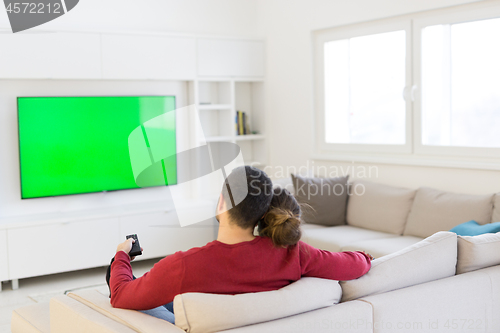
173,277,342,333
220,300,373,333
404,187,494,238
292,174,349,226
450,220,500,236
457,232,500,274
11,302,50,333
301,225,398,252
346,180,416,235
340,235,423,259
340,231,457,302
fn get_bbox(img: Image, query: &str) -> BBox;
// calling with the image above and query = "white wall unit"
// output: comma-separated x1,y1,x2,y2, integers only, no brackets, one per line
1,199,218,284
119,212,216,261
7,217,120,280
0,32,102,79
197,39,265,77
0,230,8,282
0,33,264,80
195,79,267,166
101,34,197,80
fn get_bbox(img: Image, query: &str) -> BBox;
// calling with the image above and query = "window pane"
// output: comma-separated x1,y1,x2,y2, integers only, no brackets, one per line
422,18,500,148
324,30,406,145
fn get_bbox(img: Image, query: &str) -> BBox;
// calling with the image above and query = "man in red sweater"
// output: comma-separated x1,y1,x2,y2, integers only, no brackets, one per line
110,166,372,324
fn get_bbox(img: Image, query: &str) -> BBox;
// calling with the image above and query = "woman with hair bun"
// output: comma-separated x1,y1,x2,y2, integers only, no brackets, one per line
258,187,304,248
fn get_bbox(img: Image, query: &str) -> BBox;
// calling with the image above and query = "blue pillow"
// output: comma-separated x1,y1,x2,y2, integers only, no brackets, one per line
450,220,500,236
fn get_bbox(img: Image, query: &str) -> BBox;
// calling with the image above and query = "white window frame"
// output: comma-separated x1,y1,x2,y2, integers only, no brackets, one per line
313,18,412,155
312,1,500,170
413,5,500,159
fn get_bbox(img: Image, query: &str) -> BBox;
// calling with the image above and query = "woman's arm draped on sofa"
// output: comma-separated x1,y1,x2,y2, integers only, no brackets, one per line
298,241,371,280
110,251,185,310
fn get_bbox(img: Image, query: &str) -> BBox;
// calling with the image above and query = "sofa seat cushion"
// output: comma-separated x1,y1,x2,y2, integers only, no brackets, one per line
404,187,494,238
11,302,50,333
173,277,342,333
359,265,500,332
340,231,457,302
301,223,330,230
340,235,423,259
301,225,398,252
347,180,416,235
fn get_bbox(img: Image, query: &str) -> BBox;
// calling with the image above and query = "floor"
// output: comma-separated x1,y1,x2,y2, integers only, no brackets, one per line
0,258,161,333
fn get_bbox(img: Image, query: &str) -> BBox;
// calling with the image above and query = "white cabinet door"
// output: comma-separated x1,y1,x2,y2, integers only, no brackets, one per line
7,218,120,279
0,32,102,79
119,211,216,261
0,230,8,282
197,39,265,77
101,34,196,80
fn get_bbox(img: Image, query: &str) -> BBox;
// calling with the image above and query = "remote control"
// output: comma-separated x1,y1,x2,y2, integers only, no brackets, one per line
126,234,142,257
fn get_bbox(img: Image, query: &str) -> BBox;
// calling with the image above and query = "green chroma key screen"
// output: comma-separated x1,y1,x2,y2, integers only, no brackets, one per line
18,96,177,199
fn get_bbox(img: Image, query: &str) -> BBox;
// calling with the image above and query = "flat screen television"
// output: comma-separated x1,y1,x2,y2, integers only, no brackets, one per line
18,96,177,199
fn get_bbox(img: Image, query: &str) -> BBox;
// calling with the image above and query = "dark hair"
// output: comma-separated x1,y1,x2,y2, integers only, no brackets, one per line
221,166,273,229
258,187,302,247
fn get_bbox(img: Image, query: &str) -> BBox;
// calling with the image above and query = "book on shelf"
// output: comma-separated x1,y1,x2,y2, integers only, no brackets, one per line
236,110,251,135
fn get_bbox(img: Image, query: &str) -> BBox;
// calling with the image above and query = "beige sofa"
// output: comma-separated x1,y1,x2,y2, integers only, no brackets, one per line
11,179,500,333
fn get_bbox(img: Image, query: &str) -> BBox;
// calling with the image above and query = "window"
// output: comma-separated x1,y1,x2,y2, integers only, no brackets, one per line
324,30,406,145
314,2,500,167
421,18,500,148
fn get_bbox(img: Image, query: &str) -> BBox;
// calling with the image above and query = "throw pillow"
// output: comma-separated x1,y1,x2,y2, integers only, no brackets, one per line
173,277,342,333
450,220,500,236
456,232,500,274
291,174,349,226
340,231,457,302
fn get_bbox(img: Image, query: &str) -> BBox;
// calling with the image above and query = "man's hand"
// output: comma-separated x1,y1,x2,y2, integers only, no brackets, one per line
362,251,374,261
116,239,144,261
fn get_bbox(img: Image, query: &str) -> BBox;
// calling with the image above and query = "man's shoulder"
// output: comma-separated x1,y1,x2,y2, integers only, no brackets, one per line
171,240,219,260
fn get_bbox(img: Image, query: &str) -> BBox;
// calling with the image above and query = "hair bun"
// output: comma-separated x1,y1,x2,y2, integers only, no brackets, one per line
260,207,302,247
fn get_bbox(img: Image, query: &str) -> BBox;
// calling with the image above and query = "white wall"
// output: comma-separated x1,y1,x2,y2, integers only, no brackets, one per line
0,0,259,37
257,0,500,195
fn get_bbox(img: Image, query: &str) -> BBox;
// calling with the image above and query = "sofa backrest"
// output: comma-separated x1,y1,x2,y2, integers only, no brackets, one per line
173,277,342,333
492,193,500,222
340,231,457,302
404,187,494,238
346,180,416,235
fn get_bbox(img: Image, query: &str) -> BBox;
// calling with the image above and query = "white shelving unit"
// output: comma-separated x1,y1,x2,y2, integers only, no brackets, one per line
193,78,267,167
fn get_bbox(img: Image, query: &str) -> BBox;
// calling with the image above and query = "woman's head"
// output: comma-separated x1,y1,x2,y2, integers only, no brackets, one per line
258,187,302,247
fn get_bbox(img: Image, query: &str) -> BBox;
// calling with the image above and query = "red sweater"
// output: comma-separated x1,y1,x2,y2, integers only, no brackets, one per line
110,236,371,310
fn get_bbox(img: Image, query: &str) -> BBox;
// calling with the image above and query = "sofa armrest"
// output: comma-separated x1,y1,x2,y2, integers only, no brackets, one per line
50,295,136,333
51,290,184,333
